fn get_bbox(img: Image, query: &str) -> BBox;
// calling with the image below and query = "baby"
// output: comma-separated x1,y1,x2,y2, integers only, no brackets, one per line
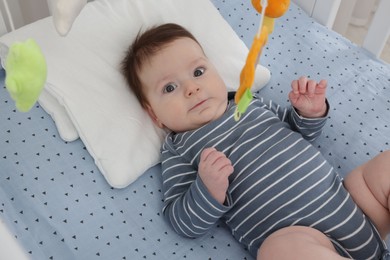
121,23,390,259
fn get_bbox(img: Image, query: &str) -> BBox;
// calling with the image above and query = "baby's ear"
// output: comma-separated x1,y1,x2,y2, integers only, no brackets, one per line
145,104,164,129
49,0,87,36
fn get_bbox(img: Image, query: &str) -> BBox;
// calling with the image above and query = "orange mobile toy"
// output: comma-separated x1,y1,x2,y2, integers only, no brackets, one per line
234,0,290,121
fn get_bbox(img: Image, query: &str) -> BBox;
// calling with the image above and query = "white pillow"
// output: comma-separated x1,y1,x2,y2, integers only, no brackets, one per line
39,87,79,142
0,0,271,188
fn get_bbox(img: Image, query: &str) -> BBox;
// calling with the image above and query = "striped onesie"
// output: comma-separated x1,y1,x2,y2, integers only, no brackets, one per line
161,94,386,259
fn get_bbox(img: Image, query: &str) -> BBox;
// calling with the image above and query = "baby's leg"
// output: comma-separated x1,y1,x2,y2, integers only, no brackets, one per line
257,226,347,259
344,150,390,238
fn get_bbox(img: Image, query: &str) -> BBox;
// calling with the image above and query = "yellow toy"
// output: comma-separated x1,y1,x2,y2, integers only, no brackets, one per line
5,39,47,112
234,0,290,121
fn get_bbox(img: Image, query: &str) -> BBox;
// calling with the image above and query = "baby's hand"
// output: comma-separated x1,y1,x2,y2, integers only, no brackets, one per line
199,147,234,204
289,76,327,118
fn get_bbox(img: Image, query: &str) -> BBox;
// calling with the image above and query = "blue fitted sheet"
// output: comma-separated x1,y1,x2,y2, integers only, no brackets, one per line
1,1,390,259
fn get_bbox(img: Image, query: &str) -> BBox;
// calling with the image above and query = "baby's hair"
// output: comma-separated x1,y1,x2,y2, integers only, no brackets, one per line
121,23,201,108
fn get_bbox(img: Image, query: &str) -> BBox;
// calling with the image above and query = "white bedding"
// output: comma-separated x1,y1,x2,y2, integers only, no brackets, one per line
0,0,271,188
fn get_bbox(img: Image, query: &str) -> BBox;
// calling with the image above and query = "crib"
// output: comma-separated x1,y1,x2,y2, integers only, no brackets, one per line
1,0,389,259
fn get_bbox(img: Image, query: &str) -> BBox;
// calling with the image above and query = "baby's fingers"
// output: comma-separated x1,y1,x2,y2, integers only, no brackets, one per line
306,80,318,97
200,147,217,162
213,156,234,174
291,79,299,94
315,79,327,94
298,76,308,94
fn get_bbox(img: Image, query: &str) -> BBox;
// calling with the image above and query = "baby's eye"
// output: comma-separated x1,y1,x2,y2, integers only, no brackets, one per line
194,67,205,77
163,83,177,93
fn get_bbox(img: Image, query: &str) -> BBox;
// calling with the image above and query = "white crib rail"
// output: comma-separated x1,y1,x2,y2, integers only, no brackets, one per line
0,0,9,35
362,0,390,58
292,0,341,28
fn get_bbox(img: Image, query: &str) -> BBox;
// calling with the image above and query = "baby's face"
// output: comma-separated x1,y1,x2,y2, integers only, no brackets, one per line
140,37,228,133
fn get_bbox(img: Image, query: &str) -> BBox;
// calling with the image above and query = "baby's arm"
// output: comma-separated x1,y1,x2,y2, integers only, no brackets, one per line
198,147,234,204
255,83,328,142
289,76,328,118
161,146,232,238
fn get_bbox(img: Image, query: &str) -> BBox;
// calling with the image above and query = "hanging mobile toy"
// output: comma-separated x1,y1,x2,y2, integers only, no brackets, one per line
5,39,47,112
234,0,290,121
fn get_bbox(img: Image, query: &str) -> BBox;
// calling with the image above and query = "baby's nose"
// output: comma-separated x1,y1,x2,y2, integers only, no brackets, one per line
185,82,200,97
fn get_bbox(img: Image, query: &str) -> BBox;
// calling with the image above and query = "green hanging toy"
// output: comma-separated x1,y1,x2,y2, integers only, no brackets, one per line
5,38,47,112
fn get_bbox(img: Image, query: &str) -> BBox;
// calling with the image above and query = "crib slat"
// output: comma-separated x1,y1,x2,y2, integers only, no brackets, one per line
292,0,341,28
362,0,390,58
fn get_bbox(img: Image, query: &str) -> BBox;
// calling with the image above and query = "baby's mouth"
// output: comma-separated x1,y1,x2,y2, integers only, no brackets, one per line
189,99,207,111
